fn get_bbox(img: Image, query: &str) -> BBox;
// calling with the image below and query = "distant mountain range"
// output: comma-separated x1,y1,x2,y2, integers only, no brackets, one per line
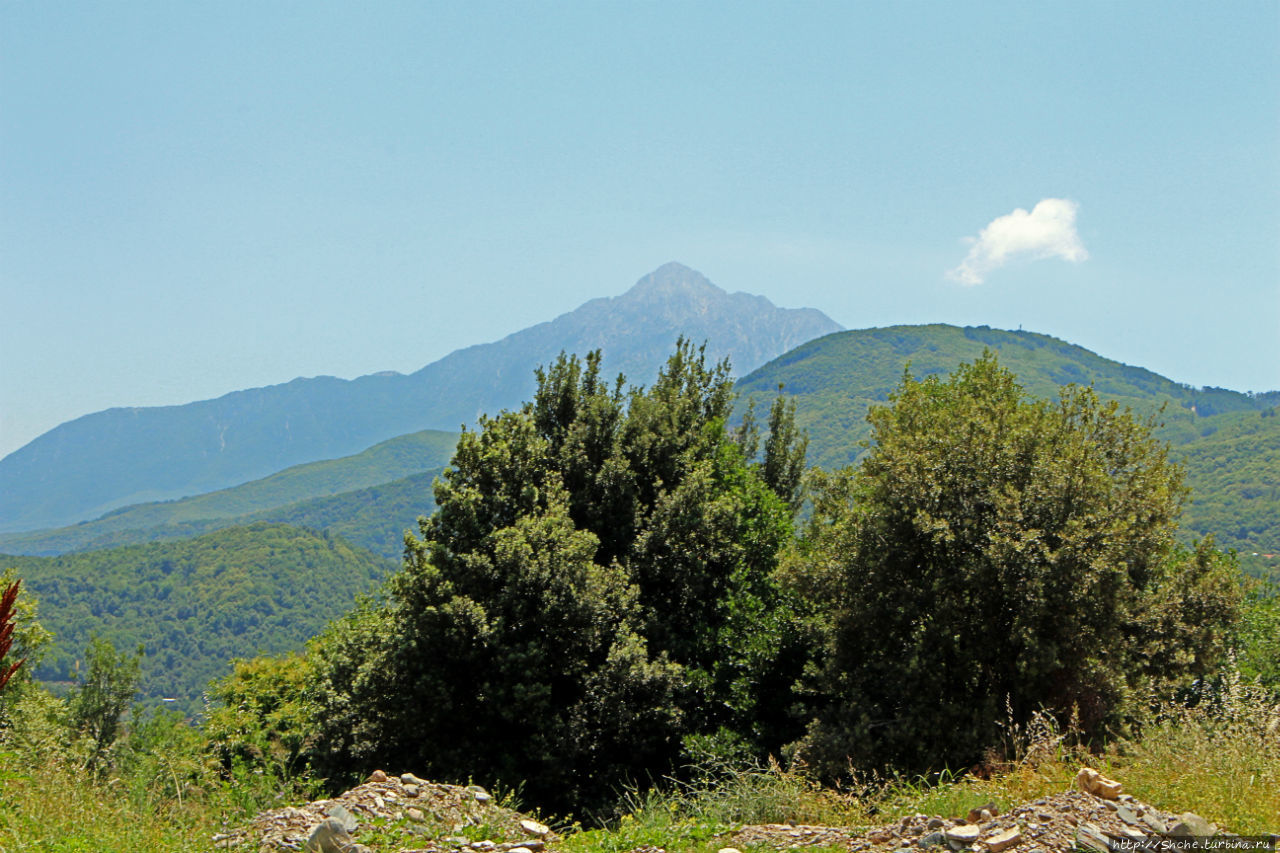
7,321,1275,579
0,429,456,557
3,279,1275,714
0,263,841,533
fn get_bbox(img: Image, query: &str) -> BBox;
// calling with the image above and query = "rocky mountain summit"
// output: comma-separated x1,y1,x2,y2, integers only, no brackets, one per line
218,767,1241,853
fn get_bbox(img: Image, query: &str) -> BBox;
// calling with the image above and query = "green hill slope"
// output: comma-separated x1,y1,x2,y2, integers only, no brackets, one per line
736,324,1279,573
2,523,394,712
0,430,455,556
22,469,442,561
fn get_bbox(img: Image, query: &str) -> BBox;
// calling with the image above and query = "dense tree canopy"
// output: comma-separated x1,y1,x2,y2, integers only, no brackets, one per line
307,342,809,814
789,354,1242,777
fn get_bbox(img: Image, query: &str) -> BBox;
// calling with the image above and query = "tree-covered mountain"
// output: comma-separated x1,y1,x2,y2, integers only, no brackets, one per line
2,523,393,713
0,469,441,561
0,263,840,533
736,324,1279,573
10,321,1275,579
0,430,455,556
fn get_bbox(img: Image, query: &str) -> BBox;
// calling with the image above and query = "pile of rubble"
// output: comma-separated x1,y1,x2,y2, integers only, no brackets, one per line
212,770,556,853
217,766,1244,853
718,769,1224,853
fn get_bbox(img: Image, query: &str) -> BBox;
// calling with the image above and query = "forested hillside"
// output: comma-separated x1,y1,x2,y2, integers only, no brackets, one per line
2,523,393,712
737,324,1279,572
0,430,455,557
0,471,443,562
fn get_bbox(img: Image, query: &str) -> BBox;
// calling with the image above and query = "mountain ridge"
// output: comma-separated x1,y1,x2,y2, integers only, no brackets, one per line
0,263,841,532
736,323,1280,571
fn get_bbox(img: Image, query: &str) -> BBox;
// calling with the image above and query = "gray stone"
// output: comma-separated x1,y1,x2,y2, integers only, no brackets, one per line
519,819,551,837
304,818,353,853
1117,807,1142,827
325,803,358,832
921,831,947,847
1143,813,1168,834
1170,813,1215,837
1077,824,1111,853
986,827,1021,852
945,824,981,846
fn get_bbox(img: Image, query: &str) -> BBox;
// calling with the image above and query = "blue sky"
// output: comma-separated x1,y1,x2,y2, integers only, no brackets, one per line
2,1,1277,459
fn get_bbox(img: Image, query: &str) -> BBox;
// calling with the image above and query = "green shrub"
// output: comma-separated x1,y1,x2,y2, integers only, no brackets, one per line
791,354,1242,777
305,343,809,815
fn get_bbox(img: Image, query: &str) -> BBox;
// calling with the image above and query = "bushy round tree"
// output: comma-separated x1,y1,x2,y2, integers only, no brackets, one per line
791,353,1241,777
306,341,809,813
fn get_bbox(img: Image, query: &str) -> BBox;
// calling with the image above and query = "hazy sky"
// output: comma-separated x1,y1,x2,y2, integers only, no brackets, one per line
3,2,1277,460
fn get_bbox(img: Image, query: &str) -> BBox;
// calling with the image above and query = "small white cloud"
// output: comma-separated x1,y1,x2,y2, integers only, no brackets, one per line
948,198,1088,285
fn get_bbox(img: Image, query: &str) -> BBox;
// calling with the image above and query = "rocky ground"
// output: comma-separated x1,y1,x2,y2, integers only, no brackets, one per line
212,770,556,853
217,767,1241,853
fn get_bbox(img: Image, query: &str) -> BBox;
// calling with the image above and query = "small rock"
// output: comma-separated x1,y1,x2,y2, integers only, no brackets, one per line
325,803,357,832
986,827,1021,853
405,807,424,821
403,783,420,797
507,848,533,853
967,803,999,823
520,819,551,837
369,769,388,783
718,848,744,853
1117,806,1142,827
401,772,428,786
305,818,353,853
946,825,981,845
1170,813,1215,837
928,818,947,829
921,831,947,847
1076,824,1111,853
1075,768,1122,800
1143,813,1168,834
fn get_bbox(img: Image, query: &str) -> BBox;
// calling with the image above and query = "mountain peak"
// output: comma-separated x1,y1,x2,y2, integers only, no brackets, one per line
626,262,722,299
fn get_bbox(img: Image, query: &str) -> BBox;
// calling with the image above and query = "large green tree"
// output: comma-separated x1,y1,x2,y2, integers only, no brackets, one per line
306,342,808,813
790,354,1241,777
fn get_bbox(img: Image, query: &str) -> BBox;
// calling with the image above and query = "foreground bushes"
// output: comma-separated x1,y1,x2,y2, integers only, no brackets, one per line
3,348,1261,831
283,350,1247,813
303,343,808,814
789,356,1242,777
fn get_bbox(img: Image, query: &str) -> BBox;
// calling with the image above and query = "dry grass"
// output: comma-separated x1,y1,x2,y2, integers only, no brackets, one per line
2,677,1276,852
1101,674,1280,834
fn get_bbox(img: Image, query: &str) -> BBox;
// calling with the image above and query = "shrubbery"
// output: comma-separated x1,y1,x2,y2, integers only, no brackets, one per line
1,347,1263,831
788,355,1242,777
304,342,809,813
